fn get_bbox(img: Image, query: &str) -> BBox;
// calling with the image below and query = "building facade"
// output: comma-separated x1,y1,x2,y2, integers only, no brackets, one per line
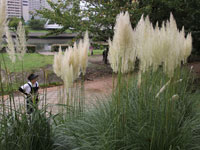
29,0,42,19
0,0,58,21
6,0,22,18
22,0,29,22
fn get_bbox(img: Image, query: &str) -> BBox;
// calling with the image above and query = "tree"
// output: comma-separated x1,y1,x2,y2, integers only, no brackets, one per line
37,0,82,35
37,0,200,54
8,17,22,31
37,0,145,41
28,19,46,30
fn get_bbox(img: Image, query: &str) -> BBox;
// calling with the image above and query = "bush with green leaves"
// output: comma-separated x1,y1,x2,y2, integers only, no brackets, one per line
28,19,46,30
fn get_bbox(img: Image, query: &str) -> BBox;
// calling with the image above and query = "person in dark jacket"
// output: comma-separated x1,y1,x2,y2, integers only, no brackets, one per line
19,73,39,114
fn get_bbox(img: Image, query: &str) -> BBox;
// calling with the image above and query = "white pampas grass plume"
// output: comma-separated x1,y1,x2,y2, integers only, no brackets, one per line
53,46,63,77
175,79,183,84
171,94,179,101
134,13,192,77
16,21,27,60
80,31,90,75
61,51,74,90
72,43,80,78
135,15,154,73
108,11,136,73
0,0,6,48
52,31,90,90
155,80,171,98
5,25,16,63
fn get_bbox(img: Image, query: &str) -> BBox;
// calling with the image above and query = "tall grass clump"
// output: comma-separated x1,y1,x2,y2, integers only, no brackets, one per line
52,11,200,150
0,1,54,149
108,12,137,73
53,31,90,116
53,69,200,150
0,106,54,150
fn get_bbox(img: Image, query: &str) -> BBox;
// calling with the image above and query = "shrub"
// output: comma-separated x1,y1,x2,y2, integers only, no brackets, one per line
27,45,36,53
28,19,46,30
51,44,69,52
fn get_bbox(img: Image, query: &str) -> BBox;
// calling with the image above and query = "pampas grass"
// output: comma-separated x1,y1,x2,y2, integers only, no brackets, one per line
53,31,90,89
5,26,16,63
53,46,63,77
0,0,6,49
108,12,192,78
108,11,136,73
16,21,27,60
79,31,90,75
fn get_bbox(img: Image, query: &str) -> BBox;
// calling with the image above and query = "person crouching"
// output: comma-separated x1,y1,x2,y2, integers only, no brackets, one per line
18,73,39,114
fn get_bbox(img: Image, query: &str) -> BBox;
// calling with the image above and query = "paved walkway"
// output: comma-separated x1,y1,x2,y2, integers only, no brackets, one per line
1,76,113,113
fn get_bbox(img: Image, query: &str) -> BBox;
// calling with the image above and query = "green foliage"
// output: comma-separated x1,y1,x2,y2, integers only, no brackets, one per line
36,0,82,36
38,0,200,54
52,68,200,150
1,53,53,72
27,45,36,53
0,104,54,150
8,18,29,36
8,17,22,31
28,19,46,30
88,49,103,56
37,0,142,41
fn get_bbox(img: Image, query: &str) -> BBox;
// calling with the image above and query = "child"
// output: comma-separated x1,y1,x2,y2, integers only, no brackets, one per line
19,73,39,114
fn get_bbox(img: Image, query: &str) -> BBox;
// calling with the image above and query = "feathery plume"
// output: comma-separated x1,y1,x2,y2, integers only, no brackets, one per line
79,31,90,75
16,21,27,60
52,31,90,90
0,0,6,49
61,49,74,89
155,80,171,98
108,11,136,73
5,25,16,63
53,46,63,77
171,94,179,101
134,13,192,77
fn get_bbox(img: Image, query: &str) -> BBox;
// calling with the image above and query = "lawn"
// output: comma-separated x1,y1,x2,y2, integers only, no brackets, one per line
88,49,104,56
28,29,50,33
0,53,53,73
28,29,73,34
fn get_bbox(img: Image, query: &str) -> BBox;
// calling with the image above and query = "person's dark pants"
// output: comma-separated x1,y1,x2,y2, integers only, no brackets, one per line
26,96,39,114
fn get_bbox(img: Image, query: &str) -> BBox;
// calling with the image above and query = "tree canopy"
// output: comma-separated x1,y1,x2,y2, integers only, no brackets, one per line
37,0,200,54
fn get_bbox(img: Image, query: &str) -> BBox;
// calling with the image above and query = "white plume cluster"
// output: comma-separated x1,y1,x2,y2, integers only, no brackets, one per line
108,12,136,73
4,21,27,63
16,21,27,60
108,12,192,77
53,31,90,89
0,0,6,49
5,26,16,63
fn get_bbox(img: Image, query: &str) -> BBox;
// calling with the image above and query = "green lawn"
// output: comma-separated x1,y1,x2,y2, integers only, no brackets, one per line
28,29,73,34
1,49,103,73
88,49,104,56
0,53,53,73
28,30,49,33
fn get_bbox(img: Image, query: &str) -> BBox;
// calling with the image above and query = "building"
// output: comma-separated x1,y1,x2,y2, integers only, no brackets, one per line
29,0,42,19
41,0,58,11
6,0,22,18
29,0,57,19
22,0,29,22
